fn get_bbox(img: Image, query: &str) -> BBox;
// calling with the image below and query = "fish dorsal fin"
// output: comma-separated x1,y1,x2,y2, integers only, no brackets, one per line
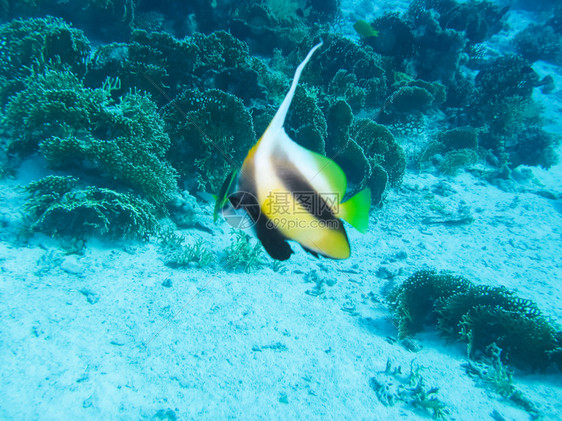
267,42,323,136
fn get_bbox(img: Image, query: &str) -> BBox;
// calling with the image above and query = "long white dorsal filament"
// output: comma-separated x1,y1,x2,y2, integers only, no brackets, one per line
267,42,323,135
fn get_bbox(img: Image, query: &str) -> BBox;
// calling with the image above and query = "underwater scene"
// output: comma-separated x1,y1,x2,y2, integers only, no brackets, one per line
0,0,561,419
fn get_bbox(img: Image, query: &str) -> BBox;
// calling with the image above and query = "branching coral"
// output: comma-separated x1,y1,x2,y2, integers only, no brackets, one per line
5,69,177,206
87,29,258,105
0,16,90,107
163,88,255,192
513,24,562,64
286,85,327,154
222,231,265,272
421,0,507,43
369,360,448,419
388,270,562,371
0,16,90,78
163,236,215,269
24,176,158,239
463,345,542,419
352,119,406,187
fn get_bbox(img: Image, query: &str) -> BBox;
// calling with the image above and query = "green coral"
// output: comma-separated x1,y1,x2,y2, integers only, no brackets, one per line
388,270,473,337
369,360,448,419
24,177,158,239
438,127,478,151
228,3,309,56
4,69,177,206
0,16,90,76
87,29,256,105
0,16,90,107
164,237,215,269
464,345,542,419
163,88,255,192
23,175,79,218
419,127,479,175
286,85,327,154
382,79,446,119
324,101,405,201
301,34,387,108
352,119,406,187
328,70,367,112
388,270,562,371
513,24,562,65
439,149,478,175
222,232,265,273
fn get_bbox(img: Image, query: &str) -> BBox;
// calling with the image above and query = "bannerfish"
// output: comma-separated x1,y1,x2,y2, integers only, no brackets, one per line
215,41,371,260
353,20,379,38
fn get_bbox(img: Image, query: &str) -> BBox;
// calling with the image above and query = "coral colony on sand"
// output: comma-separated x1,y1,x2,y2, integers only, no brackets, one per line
0,0,561,419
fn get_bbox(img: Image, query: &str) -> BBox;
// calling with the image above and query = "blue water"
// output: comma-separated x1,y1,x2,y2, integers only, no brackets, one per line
0,0,561,419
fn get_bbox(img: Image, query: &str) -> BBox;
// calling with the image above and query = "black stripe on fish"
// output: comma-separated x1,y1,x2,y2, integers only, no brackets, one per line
273,153,339,226
232,163,294,261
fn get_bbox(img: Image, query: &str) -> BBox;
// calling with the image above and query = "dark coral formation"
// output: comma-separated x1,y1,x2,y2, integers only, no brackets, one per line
162,88,255,192
0,16,90,107
388,270,562,371
4,69,177,206
24,176,158,239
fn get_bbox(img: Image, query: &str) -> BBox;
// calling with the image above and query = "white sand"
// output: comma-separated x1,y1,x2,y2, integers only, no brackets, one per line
1,144,561,419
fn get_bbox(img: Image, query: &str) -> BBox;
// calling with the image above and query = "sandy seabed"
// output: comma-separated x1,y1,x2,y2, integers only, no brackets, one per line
1,147,561,420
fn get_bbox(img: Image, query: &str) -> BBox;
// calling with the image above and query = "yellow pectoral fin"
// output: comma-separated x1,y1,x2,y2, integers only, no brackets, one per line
337,188,371,233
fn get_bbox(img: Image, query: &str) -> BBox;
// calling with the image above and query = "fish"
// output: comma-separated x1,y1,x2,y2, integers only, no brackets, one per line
216,41,371,260
353,20,379,38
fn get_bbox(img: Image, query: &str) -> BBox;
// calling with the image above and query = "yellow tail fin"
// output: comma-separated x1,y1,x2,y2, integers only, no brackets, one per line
337,188,371,233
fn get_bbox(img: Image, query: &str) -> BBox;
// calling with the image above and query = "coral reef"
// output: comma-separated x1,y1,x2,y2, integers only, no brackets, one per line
380,79,446,121
24,176,158,239
87,29,257,105
0,0,136,41
513,24,562,65
4,70,177,206
352,119,406,187
0,16,90,106
420,0,507,43
227,3,309,55
388,270,562,371
162,88,255,192
464,56,559,169
286,86,327,154
419,127,480,175
286,34,387,112
362,13,415,62
474,55,538,101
